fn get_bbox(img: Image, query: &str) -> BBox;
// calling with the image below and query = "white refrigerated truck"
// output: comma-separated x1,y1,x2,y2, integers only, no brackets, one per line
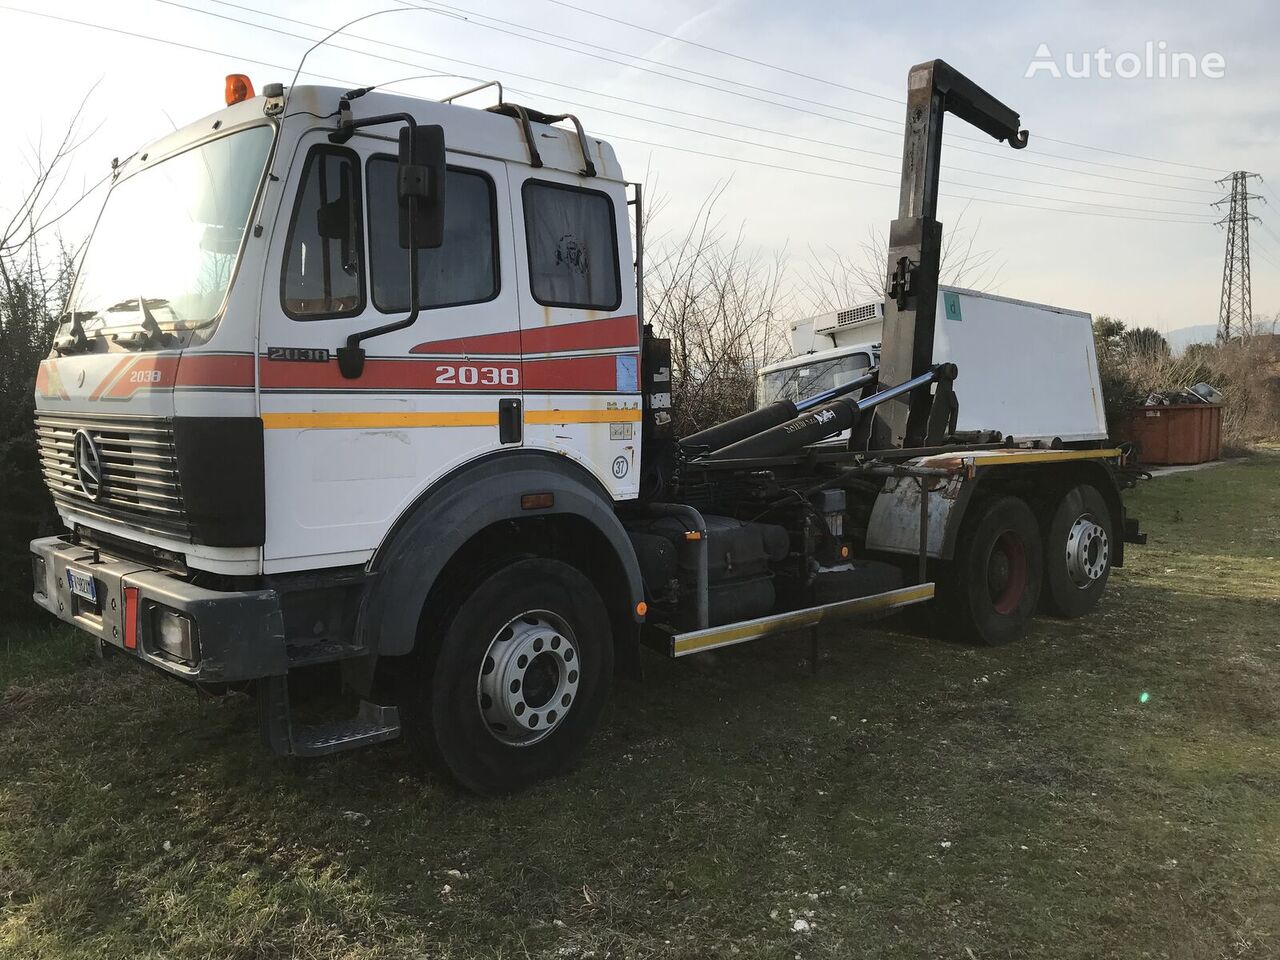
760,287,1108,446
29,62,1142,793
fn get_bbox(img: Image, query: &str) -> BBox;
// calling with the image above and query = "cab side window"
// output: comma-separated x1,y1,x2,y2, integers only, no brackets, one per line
281,145,364,319
366,159,499,311
522,181,620,310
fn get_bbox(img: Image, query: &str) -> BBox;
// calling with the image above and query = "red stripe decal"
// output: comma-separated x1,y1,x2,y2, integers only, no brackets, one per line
89,357,135,400
261,357,520,391
410,315,639,355
104,356,181,399
176,353,255,388
409,330,523,355
260,354,637,393
524,355,630,392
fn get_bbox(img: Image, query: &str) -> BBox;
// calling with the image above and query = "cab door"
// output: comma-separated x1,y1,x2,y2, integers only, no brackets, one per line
506,165,641,500
258,129,520,571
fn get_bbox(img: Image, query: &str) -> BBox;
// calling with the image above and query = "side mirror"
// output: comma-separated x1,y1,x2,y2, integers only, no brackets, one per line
398,124,446,249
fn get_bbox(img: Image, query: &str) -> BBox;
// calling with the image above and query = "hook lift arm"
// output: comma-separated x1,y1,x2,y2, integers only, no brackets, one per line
879,60,1029,449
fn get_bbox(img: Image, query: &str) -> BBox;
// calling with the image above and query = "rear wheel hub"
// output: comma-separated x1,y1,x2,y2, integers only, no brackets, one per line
988,530,1028,615
1065,515,1109,589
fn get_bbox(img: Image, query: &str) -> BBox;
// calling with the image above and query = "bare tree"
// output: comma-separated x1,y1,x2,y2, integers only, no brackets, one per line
643,182,790,435
1,88,101,619
799,205,1004,316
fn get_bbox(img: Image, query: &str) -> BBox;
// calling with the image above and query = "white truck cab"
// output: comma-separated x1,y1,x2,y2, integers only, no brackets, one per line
35,85,641,580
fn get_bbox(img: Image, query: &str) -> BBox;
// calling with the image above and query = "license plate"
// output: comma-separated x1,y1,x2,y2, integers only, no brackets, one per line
66,567,98,603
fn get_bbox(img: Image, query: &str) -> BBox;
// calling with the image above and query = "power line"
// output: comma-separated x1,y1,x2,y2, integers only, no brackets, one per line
535,0,903,106
498,77,1213,208
168,0,1224,199
165,0,1220,193
532,0,1227,175
393,0,913,135
1251,242,1280,273
395,0,1219,184
1033,134,1226,174
599,131,1217,225
0,3,1219,226
0,4,361,86
1256,216,1280,250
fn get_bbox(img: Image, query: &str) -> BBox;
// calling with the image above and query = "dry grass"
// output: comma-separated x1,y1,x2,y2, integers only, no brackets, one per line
1101,332,1280,448
2,454,1279,959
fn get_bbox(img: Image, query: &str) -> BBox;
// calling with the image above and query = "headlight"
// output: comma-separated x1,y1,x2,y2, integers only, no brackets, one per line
149,606,200,664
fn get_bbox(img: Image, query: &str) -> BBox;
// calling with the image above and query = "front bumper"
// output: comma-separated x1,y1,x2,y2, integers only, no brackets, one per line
30,535,286,683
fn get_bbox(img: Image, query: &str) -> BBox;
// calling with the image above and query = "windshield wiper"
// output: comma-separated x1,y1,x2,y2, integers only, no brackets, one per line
113,297,179,351
52,312,95,356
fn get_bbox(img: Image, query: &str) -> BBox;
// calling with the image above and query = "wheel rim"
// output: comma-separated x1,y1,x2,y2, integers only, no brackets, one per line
1065,514,1109,589
988,530,1028,615
477,610,580,747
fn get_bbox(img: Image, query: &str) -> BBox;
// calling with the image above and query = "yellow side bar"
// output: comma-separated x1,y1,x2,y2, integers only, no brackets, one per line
914,447,1123,471
670,582,936,657
262,409,643,430
971,447,1122,465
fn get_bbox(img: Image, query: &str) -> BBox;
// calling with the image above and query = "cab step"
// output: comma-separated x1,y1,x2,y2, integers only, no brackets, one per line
285,639,369,668
257,675,400,757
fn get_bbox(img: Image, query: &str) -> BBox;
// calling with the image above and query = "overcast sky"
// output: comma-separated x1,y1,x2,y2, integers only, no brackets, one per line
3,0,1278,336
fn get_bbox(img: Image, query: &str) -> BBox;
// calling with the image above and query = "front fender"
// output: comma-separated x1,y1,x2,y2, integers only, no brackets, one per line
360,450,644,657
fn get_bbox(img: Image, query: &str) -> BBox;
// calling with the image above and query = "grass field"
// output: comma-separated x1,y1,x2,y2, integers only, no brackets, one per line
2,455,1278,959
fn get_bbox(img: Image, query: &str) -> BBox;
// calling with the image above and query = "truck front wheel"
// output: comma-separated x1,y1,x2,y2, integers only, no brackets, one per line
1042,484,1112,619
944,496,1044,646
427,558,614,794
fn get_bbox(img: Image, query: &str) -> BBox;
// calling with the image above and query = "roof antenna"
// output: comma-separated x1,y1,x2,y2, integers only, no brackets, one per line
283,7,442,112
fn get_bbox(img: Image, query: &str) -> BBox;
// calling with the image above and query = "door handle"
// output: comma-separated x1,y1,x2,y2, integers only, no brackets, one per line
498,398,521,444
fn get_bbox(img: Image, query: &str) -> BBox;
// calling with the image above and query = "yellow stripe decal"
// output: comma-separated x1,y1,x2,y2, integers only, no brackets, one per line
261,408,644,430
526,408,642,424
671,582,936,656
262,411,499,429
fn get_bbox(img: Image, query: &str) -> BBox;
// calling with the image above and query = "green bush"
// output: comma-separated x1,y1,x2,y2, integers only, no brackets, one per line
0,258,65,620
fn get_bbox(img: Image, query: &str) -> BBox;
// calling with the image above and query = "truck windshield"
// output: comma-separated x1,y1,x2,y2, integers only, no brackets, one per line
67,125,274,335
759,353,872,406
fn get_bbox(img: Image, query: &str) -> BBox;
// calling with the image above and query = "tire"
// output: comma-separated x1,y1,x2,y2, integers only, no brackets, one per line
944,495,1044,646
425,558,613,795
1042,484,1112,619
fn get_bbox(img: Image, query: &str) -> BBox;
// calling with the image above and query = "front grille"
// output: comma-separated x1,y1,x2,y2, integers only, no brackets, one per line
35,410,192,541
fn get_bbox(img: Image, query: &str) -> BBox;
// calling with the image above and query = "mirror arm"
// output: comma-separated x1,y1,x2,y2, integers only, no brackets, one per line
328,110,423,380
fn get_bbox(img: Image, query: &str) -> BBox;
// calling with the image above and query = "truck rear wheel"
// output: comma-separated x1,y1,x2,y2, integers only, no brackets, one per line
427,558,613,795
1042,484,1112,619
945,496,1043,646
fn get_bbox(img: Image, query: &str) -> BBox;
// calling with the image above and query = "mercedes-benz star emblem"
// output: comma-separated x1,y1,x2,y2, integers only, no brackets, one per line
73,429,105,501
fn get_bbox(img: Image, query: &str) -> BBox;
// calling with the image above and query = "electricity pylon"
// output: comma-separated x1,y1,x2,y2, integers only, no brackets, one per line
1213,171,1264,342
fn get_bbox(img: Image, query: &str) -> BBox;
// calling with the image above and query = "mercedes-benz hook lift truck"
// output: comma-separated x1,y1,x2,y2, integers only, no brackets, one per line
31,62,1143,793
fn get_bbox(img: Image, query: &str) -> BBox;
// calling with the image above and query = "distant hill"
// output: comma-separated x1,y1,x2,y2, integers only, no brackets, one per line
1165,324,1219,354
